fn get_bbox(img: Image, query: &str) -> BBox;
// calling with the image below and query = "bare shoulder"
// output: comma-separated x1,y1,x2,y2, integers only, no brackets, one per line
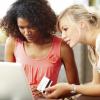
5,36,16,50
60,40,74,59
4,36,17,61
61,40,73,54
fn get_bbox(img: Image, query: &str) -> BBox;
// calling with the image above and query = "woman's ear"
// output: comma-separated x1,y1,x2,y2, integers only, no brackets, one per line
80,21,86,29
79,20,89,32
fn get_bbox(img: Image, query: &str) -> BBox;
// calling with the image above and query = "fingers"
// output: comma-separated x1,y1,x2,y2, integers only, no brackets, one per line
44,86,59,99
30,85,37,93
30,84,44,97
45,86,55,93
44,91,58,99
34,91,43,97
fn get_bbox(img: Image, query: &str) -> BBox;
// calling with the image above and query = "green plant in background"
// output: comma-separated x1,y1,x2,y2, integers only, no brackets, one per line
0,29,7,44
89,0,96,6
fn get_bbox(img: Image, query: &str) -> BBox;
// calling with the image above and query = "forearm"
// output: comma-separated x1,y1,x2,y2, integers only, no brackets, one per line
66,64,79,85
70,83,100,96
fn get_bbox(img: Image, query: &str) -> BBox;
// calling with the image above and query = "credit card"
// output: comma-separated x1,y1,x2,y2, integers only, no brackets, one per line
37,76,52,93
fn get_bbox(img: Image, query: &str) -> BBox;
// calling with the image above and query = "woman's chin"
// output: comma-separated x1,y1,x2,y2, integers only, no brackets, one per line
27,39,33,43
69,43,76,48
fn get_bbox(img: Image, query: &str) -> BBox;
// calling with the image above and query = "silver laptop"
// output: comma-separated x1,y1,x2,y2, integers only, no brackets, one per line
0,62,33,100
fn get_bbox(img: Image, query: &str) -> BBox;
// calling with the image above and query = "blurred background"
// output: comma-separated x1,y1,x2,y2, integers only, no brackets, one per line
0,0,100,83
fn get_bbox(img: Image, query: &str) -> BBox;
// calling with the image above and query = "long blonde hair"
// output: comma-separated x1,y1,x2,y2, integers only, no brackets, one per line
57,4,100,31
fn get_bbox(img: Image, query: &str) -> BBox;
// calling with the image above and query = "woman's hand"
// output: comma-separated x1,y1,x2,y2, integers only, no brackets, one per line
30,84,43,97
44,83,71,99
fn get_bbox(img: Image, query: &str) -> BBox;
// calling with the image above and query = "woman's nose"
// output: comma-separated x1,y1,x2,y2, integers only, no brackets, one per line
62,33,66,39
24,28,29,35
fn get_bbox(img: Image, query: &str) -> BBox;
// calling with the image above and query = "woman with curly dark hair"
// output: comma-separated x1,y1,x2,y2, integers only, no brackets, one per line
1,0,79,97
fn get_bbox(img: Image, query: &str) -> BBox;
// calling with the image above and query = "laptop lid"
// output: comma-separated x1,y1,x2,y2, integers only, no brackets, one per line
0,62,33,100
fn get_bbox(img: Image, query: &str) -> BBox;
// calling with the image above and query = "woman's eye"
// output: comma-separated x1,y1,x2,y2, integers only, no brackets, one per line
63,28,68,31
19,26,24,29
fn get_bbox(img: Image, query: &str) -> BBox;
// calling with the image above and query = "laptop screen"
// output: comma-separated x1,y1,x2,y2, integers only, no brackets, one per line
0,62,33,100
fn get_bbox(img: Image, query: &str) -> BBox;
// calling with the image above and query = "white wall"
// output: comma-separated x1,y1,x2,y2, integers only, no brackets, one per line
0,0,89,18
48,0,89,14
0,0,15,19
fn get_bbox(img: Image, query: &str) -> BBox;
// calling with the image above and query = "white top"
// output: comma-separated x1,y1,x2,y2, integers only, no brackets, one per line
96,34,100,55
96,34,100,72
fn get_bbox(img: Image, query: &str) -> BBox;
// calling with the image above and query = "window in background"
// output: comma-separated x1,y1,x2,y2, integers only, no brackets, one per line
48,0,74,14
48,0,89,14
0,0,15,19
0,0,89,18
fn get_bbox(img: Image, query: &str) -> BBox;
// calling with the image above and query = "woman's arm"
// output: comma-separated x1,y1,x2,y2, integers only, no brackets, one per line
45,82,100,99
45,56,100,98
61,40,79,84
74,83,100,96
4,36,16,62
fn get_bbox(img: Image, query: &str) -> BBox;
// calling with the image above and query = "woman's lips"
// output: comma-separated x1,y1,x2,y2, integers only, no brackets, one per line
26,35,33,41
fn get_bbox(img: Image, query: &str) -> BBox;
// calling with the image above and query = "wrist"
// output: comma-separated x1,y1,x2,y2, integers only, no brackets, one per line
70,84,77,94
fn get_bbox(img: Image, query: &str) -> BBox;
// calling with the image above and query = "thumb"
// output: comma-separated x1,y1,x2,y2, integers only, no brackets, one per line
45,86,55,92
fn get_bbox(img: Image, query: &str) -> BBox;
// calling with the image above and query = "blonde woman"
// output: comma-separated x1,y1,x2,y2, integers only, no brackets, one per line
45,4,100,100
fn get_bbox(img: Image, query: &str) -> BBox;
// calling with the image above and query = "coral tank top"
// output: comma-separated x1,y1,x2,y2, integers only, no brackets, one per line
14,36,62,86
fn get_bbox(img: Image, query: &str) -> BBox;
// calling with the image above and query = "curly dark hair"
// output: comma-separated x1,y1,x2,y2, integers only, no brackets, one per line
0,0,57,41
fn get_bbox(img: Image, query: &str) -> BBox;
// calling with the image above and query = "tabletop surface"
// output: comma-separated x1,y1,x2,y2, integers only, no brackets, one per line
33,96,66,100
